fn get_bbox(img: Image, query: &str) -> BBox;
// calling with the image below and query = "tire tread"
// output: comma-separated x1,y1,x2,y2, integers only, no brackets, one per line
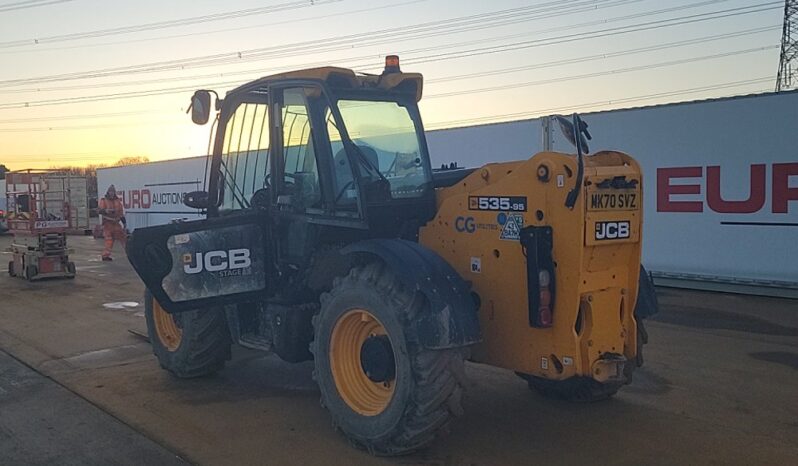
313,262,466,456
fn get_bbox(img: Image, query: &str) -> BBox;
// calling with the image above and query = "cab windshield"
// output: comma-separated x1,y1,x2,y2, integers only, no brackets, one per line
329,99,430,200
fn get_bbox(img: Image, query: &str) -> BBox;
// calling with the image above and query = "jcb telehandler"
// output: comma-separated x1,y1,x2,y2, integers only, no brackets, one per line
127,56,657,456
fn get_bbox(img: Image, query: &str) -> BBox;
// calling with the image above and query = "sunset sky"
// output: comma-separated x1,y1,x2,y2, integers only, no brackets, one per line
0,0,786,169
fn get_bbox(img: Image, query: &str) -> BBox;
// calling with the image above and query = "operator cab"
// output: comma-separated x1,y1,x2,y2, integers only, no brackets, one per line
187,56,436,237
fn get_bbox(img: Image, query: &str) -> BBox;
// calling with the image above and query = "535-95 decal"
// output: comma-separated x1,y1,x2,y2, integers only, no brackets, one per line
469,196,527,212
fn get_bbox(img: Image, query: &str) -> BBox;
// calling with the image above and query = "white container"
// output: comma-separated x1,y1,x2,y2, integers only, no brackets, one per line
96,156,207,231
426,90,798,295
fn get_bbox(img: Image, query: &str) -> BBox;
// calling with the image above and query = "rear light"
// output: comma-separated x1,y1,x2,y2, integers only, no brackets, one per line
539,269,551,287
0,209,4,218
538,271,553,327
520,226,556,328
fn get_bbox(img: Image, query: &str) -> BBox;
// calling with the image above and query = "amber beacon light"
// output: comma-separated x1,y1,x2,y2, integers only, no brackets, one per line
384,55,401,74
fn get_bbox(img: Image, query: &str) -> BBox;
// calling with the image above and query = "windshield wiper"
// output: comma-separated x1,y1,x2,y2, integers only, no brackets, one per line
347,140,390,185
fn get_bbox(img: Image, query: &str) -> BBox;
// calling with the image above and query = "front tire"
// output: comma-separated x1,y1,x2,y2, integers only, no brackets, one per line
144,289,231,378
312,262,467,456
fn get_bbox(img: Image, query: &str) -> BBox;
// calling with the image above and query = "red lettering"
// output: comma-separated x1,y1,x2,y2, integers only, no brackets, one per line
119,190,130,209
141,189,152,209
772,162,798,214
706,164,766,213
657,167,703,212
131,190,140,209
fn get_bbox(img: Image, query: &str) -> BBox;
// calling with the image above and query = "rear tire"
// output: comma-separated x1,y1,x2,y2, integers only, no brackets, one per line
144,289,231,378
25,265,37,281
8,261,14,277
522,375,622,402
312,262,467,456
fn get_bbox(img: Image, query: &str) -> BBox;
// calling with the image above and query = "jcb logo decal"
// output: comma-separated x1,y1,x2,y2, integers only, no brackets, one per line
595,221,630,240
184,249,252,274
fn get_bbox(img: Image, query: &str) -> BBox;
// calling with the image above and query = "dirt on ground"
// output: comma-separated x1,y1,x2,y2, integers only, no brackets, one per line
0,234,797,465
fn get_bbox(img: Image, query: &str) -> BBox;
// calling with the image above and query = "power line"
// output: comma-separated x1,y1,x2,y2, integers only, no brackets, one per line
4,21,774,97
0,0,342,49
0,0,659,86
0,152,138,163
426,25,778,84
0,110,165,124
0,118,183,132
0,1,645,93
396,2,782,67
4,0,776,89
0,76,772,146
425,46,778,100
0,0,426,55
0,25,776,126
0,80,241,109
0,0,75,13
0,44,776,115
0,1,778,102
424,77,774,129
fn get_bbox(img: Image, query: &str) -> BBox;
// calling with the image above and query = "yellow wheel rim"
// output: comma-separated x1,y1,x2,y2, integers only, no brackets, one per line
152,299,183,352
329,309,396,416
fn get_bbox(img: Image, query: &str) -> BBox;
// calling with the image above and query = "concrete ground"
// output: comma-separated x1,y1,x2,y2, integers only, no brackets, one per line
0,234,796,465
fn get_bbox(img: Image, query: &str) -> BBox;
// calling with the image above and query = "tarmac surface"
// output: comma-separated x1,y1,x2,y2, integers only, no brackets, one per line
0,234,796,465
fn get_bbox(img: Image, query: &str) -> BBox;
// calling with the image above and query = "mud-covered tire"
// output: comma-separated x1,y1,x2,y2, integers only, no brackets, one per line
312,262,467,456
144,289,231,378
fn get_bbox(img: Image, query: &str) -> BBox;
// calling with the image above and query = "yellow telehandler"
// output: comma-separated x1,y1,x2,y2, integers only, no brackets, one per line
127,56,657,455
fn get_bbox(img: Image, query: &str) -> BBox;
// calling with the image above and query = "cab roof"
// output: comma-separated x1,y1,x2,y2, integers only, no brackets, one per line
228,66,424,102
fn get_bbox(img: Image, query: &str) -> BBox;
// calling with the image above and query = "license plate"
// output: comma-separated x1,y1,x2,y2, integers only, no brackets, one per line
587,189,638,211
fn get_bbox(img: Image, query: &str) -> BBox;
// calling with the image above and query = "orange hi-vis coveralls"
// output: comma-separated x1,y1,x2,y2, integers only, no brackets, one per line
99,196,126,259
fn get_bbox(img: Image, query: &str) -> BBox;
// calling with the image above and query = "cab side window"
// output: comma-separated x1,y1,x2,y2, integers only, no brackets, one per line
278,88,322,211
325,109,357,211
220,101,270,211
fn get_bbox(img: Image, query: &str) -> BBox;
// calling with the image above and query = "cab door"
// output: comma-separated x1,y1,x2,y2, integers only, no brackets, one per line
127,95,274,313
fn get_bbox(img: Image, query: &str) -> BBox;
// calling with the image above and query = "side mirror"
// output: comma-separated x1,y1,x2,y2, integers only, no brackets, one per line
555,115,591,154
189,90,212,125
183,190,209,209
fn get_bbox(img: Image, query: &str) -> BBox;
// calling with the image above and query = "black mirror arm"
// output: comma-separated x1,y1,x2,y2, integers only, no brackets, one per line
565,113,585,210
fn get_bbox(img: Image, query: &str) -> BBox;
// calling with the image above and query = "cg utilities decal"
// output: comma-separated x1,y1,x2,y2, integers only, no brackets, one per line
454,212,524,240
454,216,499,233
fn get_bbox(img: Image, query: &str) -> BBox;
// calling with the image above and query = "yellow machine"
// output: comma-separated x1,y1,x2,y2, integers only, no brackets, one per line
128,57,657,455
421,151,644,392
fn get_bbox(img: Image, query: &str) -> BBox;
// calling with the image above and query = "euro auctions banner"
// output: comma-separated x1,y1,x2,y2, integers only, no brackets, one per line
426,90,798,289
97,156,207,231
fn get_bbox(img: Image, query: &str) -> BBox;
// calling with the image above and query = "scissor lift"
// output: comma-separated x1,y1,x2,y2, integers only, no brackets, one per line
5,170,76,281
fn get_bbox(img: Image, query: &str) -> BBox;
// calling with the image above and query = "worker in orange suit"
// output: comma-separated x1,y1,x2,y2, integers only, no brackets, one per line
98,185,127,261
